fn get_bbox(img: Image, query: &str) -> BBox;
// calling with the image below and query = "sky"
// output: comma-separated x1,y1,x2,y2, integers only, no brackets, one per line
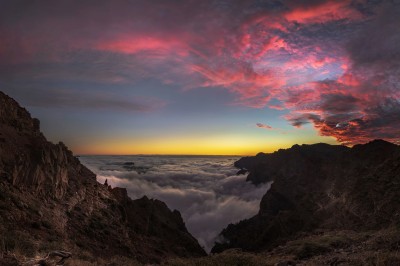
0,0,399,155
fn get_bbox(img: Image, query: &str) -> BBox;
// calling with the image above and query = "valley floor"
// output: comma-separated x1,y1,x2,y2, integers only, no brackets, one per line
3,228,400,266
167,228,400,266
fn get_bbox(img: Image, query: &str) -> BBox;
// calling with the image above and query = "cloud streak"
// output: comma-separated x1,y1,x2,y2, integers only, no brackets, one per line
256,123,273,130
1,86,165,112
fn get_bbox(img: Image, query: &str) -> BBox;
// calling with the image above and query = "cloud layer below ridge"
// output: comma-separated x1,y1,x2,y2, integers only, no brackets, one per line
79,155,271,252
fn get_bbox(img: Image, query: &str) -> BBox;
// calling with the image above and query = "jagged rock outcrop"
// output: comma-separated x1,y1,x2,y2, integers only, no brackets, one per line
212,140,400,253
0,91,205,264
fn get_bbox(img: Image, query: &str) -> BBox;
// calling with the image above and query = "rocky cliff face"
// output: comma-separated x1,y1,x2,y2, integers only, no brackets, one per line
0,91,205,264
212,140,400,253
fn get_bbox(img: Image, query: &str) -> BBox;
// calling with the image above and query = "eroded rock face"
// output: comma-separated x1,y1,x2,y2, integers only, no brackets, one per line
0,91,205,263
0,92,91,199
212,140,400,253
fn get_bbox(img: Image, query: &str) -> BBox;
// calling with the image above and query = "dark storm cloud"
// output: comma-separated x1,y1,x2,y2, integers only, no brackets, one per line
320,92,359,113
347,2,400,67
288,113,321,127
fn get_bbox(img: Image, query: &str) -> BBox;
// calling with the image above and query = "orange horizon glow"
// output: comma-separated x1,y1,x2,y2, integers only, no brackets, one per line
71,133,339,156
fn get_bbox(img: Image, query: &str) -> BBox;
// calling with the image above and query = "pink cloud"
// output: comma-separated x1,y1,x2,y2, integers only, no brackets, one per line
285,69,400,145
189,62,286,108
284,1,363,24
96,36,189,57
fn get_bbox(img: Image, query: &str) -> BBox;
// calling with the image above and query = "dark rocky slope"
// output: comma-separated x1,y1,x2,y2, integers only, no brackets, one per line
0,91,205,264
212,140,400,254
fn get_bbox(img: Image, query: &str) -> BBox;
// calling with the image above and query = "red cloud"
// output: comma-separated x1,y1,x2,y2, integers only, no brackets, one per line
337,73,361,87
190,63,284,108
96,36,189,57
285,71,400,145
284,1,363,24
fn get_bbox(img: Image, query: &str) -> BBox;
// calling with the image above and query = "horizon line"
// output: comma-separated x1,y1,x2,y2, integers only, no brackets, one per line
76,154,247,157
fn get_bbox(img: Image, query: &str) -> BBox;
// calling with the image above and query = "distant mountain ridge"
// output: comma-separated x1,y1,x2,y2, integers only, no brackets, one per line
212,139,400,254
0,91,205,265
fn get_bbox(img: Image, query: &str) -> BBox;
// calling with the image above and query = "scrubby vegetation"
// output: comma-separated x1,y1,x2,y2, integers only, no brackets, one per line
164,229,400,266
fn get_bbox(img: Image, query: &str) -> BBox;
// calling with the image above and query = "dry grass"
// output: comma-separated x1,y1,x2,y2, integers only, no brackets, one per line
0,230,36,257
164,249,273,266
3,228,400,266
64,255,141,266
164,229,400,266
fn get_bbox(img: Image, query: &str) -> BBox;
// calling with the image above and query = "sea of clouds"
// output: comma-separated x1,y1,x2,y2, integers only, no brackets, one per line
79,155,271,252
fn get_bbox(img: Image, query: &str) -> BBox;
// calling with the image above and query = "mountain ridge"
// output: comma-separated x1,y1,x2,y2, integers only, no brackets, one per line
0,91,206,265
212,139,400,255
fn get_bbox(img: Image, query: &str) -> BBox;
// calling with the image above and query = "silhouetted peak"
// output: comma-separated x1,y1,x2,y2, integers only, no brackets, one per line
288,142,347,153
364,139,396,148
352,139,398,155
0,91,41,134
